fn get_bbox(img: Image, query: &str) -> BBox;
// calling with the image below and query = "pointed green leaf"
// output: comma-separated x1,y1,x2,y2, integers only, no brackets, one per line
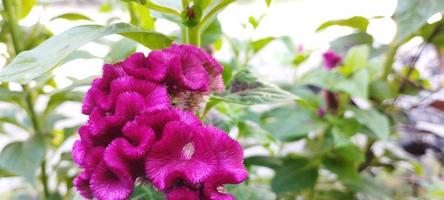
50,13,93,21
272,157,319,194
352,108,390,140
0,23,172,84
214,70,298,105
251,37,275,53
0,136,45,184
317,16,369,32
393,0,444,42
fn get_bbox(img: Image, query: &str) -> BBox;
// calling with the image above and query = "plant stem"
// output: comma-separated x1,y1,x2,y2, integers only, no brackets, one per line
187,26,201,46
185,0,235,46
23,85,49,199
3,0,49,198
2,0,22,54
146,0,181,17
398,21,443,93
358,139,375,172
382,42,399,79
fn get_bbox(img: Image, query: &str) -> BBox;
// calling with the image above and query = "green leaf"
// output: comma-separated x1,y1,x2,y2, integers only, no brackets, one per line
0,88,25,106
244,156,283,169
330,32,373,54
18,0,36,19
352,108,390,140
262,105,322,141
335,68,369,99
323,144,364,183
202,19,222,46
226,184,276,200
393,0,444,43
129,184,164,200
317,16,369,32
0,107,29,131
214,70,298,105
251,37,275,53
64,50,99,63
341,45,369,76
50,13,93,21
302,68,369,99
104,38,138,63
0,136,45,184
0,23,172,84
249,16,259,29
345,176,389,198
122,0,147,4
265,0,272,7
331,118,361,147
128,2,155,30
369,80,397,101
44,91,84,117
237,120,275,144
194,0,213,10
272,157,319,194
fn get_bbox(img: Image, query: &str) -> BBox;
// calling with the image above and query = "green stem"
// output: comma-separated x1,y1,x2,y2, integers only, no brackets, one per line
23,85,49,199
382,42,399,79
185,0,235,46
2,0,22,54
2,1,49,198
128,2,138,26
146,0,181,17
187,26,201,46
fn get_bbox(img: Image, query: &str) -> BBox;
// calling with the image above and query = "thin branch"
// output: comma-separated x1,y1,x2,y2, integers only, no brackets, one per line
399,18,444,93
146,0,181,17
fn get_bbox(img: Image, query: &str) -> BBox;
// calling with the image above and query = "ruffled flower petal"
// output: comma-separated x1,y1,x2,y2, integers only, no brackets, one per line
206,126,248,184
135,108,201,139
90,161,134,200
123,52,168,82
146,121,217,190
73,171,93,199
169,54,209,92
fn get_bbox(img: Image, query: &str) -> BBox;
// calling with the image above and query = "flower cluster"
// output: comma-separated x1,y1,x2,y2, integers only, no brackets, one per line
73,44,247,200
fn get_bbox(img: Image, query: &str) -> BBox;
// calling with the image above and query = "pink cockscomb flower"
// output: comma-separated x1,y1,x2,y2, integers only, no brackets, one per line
73,44,247,200
322,50,342,70
146,121,247,199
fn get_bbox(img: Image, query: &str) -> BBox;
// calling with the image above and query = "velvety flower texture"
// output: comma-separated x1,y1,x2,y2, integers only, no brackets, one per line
73,44,247,200
322,50,342,70
123,44,224,111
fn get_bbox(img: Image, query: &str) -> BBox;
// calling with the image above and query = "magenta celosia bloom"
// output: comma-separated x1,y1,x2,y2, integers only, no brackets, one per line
123,52,168,82
73,44,247,200
146,122,248,199
167,187,200,200
134,108,201,140
163,44,223,91
323,50,342,69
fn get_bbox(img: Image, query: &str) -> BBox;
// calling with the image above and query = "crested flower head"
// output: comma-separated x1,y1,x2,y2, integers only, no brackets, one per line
146,121,247,199
323,50,342,70
73,44,246,200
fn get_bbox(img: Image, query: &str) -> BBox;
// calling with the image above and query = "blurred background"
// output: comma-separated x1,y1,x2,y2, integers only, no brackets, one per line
0,0,443,199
